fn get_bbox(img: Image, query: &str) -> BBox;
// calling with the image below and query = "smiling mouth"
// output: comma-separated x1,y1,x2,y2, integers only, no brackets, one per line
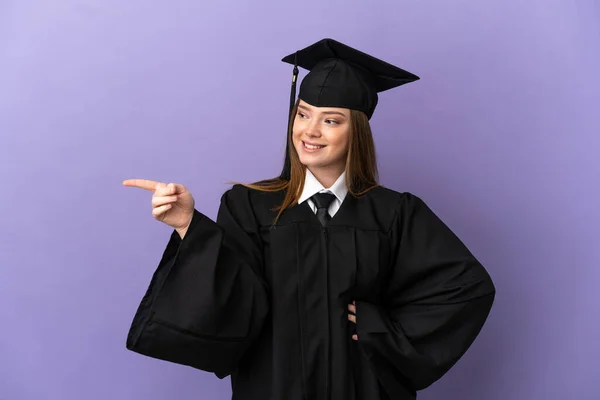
303,141,326,150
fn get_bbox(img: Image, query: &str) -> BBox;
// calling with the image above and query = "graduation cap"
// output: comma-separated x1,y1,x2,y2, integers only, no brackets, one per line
282,38,419,122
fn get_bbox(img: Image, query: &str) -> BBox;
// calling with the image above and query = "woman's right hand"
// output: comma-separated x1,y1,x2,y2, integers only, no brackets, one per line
123,179,195,237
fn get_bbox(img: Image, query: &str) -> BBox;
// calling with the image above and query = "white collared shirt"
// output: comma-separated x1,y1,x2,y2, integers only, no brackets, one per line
298,169,348,218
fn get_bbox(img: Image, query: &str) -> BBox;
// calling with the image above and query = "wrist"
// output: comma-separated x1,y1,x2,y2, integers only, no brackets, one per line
176,227,188,239
175,212,194,239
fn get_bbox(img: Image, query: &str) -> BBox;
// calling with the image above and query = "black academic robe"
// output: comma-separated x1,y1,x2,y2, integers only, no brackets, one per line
126,184,495,400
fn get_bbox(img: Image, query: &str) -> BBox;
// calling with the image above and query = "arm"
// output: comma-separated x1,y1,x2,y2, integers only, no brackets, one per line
125,185,269,378
355,193,495,393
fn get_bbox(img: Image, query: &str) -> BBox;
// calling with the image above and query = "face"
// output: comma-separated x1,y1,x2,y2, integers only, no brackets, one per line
292,100,352,176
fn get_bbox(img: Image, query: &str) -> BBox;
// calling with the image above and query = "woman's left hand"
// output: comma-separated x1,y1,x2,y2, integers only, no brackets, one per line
348,301,358,341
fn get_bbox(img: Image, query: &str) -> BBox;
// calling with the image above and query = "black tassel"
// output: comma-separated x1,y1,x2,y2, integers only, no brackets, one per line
280,52,299,181
288,51,299,127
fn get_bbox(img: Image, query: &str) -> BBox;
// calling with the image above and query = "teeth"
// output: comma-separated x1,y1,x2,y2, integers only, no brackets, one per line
305,142,325,150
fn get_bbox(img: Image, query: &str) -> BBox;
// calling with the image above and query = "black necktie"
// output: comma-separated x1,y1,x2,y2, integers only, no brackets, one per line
310,192,336,226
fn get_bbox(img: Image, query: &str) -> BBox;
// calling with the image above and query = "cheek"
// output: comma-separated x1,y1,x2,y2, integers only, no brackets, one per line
292,121,303,141
329,131,350,152
292,130,301,149
292,130,305,155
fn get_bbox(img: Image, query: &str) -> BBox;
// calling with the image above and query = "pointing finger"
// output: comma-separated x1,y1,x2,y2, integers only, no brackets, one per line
123,179,162,192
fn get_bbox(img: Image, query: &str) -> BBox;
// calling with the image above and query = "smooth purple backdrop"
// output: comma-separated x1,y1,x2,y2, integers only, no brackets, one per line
1,1,599,399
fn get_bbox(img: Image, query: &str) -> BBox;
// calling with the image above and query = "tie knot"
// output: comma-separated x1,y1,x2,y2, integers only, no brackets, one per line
311,192,336,210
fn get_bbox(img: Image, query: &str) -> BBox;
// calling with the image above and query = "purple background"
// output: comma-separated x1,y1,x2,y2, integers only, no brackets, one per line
1,1,599,399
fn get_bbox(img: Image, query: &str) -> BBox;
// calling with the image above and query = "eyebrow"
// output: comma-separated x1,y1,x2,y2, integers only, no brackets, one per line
298,104,347,117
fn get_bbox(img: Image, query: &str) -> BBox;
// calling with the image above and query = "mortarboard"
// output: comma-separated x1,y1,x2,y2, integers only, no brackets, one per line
282,38,419,122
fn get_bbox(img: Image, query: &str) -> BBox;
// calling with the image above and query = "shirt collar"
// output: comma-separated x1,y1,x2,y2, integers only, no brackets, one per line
299,169,348,205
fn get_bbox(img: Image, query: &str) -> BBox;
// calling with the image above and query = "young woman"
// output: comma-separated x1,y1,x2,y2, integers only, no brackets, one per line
123,38,495,400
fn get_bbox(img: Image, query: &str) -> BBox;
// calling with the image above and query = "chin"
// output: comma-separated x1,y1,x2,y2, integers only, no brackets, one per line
298,157,314,168
300,158,336,170
297,152,323,166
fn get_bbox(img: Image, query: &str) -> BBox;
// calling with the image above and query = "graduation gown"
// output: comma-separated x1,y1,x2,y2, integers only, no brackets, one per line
126,184,495,399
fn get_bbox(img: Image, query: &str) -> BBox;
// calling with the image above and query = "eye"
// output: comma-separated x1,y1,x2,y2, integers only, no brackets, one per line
297,112,307,119
325,119,339,125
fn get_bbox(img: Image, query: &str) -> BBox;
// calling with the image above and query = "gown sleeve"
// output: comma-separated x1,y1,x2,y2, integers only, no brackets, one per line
354,193,496,394
125,184,269,379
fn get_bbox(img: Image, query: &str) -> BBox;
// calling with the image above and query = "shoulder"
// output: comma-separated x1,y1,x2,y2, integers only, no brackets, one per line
349,186,427,231
220,183,285,221
364,185,426,210
371,187,460,237
223,183,252,199
368,186,441,225
224,183,284,204
214,184,280,228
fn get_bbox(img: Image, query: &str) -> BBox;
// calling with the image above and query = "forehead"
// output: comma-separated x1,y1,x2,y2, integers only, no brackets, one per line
298,99,350,115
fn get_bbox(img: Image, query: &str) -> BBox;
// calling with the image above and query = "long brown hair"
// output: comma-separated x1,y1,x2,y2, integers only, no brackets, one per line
233,100,380,224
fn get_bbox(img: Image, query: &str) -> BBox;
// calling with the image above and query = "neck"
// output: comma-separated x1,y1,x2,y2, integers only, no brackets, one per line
308,165,345,188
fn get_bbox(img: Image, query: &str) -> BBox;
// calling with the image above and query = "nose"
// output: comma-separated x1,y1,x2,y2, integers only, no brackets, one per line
305,119,322,137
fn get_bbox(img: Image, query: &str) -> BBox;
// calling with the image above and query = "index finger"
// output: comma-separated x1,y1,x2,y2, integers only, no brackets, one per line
122,179,161,191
